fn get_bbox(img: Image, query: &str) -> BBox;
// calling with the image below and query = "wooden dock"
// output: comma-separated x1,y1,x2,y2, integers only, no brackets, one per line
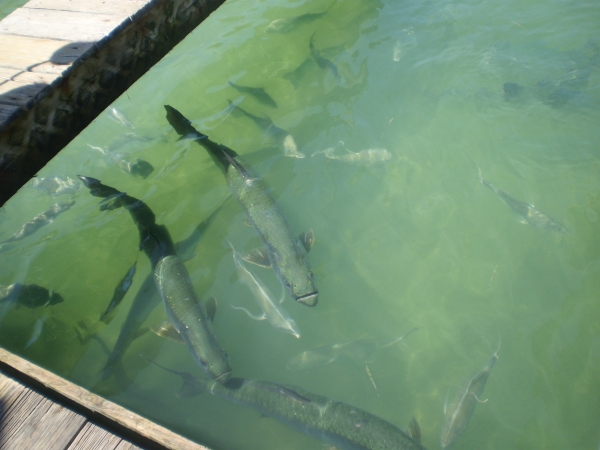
0,348,210,450
0,0,226,206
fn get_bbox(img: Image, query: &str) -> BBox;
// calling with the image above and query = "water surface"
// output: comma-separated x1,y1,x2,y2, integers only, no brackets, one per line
0,0,599,449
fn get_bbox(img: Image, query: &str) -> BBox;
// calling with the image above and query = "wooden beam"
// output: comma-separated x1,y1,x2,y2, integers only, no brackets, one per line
0,348,210,450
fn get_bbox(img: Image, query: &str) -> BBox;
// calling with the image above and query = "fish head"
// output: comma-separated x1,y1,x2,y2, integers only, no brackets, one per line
189,340,232,384
280,319,301,339
275,243,318,306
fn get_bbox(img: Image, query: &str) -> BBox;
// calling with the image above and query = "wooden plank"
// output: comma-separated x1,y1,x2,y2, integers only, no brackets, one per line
66,422,143,450
0,35,91,71
25,0,147,15
0,68,56,86
0,104,20,123
0,348,210,450
0,8,125,42
0,80,46,107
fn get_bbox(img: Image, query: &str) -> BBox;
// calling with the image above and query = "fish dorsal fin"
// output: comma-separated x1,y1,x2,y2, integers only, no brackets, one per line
407,417,421,443
204,296,217,322
220,147,250,179
242,248,272,268
299,229,315,252
149,321,184,343
276,385,312,403
243,216,253,227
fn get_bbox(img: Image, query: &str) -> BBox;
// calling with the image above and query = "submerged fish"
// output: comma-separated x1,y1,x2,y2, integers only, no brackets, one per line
286,327,419,371
310,32,339,78
312,143,391,165
108,107,136,129
227,100,304,158
0,283,64,309
477,167,567,234
165,106,318,306
148,360,427,450
229,241,300,338
31,176,81,196
99,261,137,323
99,199,227,380
78,176,231,383
441,343,500,449
88,144,154,179
265,0,335,33
227,81,278,108
24,315,49,348
0,201,74,250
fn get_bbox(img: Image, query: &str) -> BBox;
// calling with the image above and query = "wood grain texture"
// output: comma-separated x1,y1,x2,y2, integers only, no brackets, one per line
66,422,143,450
0,348,210,450
25,0,147,15
0,35,92,71
0,8,125,41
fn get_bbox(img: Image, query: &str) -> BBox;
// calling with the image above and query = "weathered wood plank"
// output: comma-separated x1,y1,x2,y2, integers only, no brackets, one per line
66,421,143,450
2,397,87,450
0,8,125,42
0,104,21,123
0,35,92,71
0,80,46,107
0,348,210,450
25,0,147,15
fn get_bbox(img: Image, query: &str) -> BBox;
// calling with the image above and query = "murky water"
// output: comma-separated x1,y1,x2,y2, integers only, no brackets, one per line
0,0,27,21
1,0,599,448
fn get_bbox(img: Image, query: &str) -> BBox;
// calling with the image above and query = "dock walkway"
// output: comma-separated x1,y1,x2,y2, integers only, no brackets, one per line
0,0,225,206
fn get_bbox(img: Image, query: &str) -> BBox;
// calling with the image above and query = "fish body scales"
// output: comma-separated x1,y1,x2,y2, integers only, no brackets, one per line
154,255,231,382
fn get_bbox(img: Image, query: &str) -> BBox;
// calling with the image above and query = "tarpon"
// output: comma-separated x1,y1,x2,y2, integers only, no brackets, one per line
440,343,500,449
265,1,335,33
147,359,427,450
78,176,231,383
99,200,227,380
165,106,318,306
31,176,81,197
227,100,304,158
312,143,391,165
0,200,74,250
100,261,137,323
310,32,339,78
228,240,300,338
286,327,420,371
108,107,136,129
227,81,278,108
88,144,154,179
477,166,567,234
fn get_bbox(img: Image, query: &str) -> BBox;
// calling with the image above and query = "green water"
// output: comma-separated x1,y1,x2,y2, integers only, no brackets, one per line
1,0,600,448
0,0,27,21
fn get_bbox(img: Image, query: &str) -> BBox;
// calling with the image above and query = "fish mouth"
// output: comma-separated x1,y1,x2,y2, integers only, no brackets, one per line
295,291,318,307
214,370,232,384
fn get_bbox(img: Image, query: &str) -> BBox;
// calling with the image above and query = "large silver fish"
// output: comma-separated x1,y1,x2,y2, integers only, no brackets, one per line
88,144,154,179
286,327,419,371
440,343,500,449
147,359,427,450
108,107,136,129
228,241,300,338
98,197,228,380
78,176,231,383
165,106,318,306
0,200,74,250
477,167,567,234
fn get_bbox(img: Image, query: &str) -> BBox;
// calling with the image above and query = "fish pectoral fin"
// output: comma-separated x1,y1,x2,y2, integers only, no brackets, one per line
149,321,185,343
407,417,422,443
242,248,272,268
299,229,315,252
231,305,266,321
204,296,217,322
243,216,253,227
176,380,204,398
